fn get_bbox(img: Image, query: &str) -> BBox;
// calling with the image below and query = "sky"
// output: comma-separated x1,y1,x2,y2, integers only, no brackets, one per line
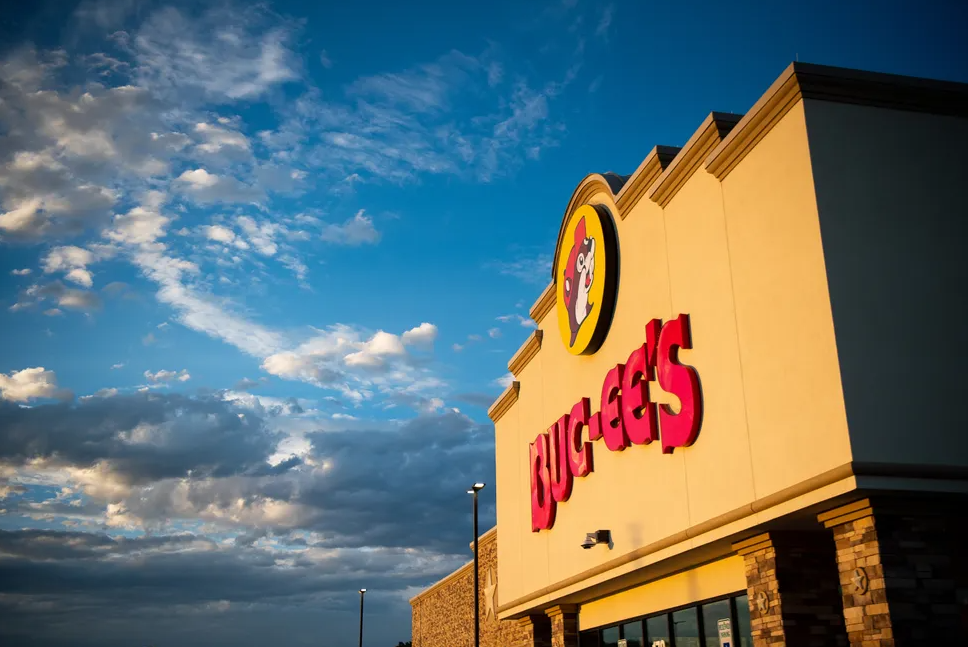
0,0,965,645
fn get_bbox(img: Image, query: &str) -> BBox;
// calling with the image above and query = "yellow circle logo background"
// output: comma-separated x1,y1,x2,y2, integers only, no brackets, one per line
556,204,617,355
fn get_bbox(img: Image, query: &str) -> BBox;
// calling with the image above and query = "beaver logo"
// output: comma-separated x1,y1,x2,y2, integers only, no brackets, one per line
562,217,596,347
555,203,617,356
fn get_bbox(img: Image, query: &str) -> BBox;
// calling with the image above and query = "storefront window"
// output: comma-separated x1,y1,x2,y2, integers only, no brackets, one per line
594,593,752,647
701,599,732,646
622,620,644,647
672,607,701,647
734,594,752,647
645,614,670,645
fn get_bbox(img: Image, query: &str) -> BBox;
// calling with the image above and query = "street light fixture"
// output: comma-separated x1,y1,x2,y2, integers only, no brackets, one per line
467,482,486,647
358,588,366,647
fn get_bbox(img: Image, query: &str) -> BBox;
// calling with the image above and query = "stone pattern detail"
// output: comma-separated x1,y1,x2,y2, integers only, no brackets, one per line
547,605,579,647
828,503,968,646
411,530,535,647
740,539,786,646
738,532,847,647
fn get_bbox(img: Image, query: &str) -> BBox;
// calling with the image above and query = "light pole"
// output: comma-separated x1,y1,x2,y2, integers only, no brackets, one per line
467,482,486,647
358,588,366,647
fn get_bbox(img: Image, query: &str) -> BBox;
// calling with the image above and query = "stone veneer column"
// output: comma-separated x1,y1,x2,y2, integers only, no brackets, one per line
546,604,579,647
734,534,786,646
818,497,968,646
513,614,552,647
733,531,848,647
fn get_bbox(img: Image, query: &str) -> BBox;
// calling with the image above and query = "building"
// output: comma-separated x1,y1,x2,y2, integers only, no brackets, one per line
410,62,968,647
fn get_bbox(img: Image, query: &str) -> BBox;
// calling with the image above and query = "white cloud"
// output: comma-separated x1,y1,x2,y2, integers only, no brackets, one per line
144,369,191,384
488,327,501,339
236,216,279,255
43,246,98,287
44,308,63,316
176,169,261,204
203,224,249,250
0,367,72,402
132,5,301,103
494,372,514,389
452,343,464,352
320,210,380,246
11,268,32,276
111,363,125,369
103,193,171,247
344,331,406,369
194,122,251,155
80,387,119,400
401,323,437,348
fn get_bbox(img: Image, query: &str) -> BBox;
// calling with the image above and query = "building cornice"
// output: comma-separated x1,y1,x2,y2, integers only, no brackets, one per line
508,331,543,377
467,525,498,551
614,145,680,218
409,559,475,605
706,62,968,180
487,381,520,423
647,112,743,207
529,283,556,324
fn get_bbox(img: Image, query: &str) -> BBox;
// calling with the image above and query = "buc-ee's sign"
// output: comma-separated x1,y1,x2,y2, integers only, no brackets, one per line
529,204,703,532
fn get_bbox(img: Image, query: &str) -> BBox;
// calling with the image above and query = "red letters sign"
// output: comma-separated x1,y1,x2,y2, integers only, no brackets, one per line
529,314,702,532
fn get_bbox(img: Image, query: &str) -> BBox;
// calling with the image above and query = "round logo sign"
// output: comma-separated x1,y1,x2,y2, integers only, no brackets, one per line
555,204,618,355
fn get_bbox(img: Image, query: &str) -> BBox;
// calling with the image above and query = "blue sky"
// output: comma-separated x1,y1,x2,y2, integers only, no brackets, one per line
0,0,966,646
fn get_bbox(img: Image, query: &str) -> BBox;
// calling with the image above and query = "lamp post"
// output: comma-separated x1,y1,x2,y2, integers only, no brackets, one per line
467,482,486,647
358,588,366,647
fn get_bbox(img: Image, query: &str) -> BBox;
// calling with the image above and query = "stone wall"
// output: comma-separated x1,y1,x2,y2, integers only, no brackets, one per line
411,528,527,647
821,497,968,646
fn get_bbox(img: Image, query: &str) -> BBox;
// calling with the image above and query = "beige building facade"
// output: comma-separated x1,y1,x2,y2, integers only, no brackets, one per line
411,62,968,647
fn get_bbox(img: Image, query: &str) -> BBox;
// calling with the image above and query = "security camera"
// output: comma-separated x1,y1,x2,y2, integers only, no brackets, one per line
581,530,610,549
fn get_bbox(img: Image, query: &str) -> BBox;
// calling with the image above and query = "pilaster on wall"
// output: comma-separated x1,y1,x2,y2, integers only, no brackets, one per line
819,497,968,646
733,531,848,647
546,604,579,647
734,534,786,646
514,615,552,647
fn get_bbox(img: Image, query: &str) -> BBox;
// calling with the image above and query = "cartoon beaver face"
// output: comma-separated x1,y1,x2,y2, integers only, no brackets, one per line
562,217,596,347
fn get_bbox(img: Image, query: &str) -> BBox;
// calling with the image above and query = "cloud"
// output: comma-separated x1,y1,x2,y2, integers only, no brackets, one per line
11,268,31,276
131,5,301,103
111,363,125,369
401,322,437,348
493,372,514,389
42,246,98,287
194,122,251,155
232,377,270,392
103,193,171,246
320,210,380,246
484,253,552,285
176,169,262,204
496,313,538,329
0,394,277,491
487,327,501,339
13,281,102,313
596,4,615,39
260,323,439,399
80,387,120,401
0,367,72,402
143,369,191,384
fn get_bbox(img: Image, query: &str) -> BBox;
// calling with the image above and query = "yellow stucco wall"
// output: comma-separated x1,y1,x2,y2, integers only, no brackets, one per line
579,555,747,631
494,99,853,616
